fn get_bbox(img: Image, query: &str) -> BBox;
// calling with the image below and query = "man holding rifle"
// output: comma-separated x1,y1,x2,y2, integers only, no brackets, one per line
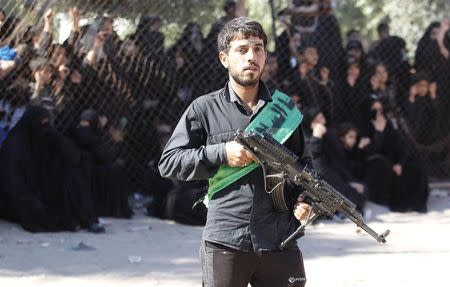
159,17,310,287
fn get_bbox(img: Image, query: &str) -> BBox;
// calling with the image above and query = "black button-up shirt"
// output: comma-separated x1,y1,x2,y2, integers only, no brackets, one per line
158,81,308,252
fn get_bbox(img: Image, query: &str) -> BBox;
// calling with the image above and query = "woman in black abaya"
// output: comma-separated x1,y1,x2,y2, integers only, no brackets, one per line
0,106,101,232
414,22,441,80
303,107,367,213
359,97,429,212
71,109,132,218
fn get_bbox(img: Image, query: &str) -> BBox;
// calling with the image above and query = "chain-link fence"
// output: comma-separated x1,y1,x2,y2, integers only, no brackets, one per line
0,0,448,202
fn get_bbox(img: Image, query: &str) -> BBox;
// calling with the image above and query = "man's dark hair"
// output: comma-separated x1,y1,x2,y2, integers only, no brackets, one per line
217,17,267,53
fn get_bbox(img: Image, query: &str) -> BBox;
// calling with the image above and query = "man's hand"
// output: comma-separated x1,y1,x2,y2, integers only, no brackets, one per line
225,141,254,167
294,195,312,221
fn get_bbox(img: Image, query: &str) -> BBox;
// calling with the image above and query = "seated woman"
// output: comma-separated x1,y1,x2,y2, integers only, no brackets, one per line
0,105,103,232
405,72,441,145
70,109,132,218
359,97,429,212
303,107,367,213
336,122,367,184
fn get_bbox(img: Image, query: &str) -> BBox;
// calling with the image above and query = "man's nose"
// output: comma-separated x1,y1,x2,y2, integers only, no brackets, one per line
246,48,257,61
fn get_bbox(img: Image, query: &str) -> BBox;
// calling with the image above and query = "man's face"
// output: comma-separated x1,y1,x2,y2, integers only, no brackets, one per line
219,36,266,87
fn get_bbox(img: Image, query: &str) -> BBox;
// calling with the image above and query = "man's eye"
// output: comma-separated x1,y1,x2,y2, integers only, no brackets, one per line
238,48,247,54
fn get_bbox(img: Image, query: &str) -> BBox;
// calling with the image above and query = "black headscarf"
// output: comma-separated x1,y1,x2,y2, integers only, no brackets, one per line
134,14,164,57
358,95,379,137
0,106,66,231
80,109,100,129
71,109,104,152
414,22,441,79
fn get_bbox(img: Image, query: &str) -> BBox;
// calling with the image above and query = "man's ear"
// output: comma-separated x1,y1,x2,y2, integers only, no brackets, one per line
219,51,228,69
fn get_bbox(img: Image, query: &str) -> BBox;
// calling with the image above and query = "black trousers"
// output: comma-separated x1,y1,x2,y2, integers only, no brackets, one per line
200,241,306,287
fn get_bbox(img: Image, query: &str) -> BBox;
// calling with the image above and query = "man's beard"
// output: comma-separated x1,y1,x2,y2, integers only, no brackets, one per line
230,68,260,87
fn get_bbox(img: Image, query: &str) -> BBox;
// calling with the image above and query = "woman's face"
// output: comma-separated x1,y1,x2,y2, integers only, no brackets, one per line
347,48,362,61
52,46,68,68
341,129,357,149
289,32,302,55
39,66,54,85
375,64,388,84
70,69,82,84
0,11,5,23
311,112,326,129
58,64,70,80
347,64,360,78
304,47,319,67
101,19,114,34
371,101,384,118
190,25,203,43
416,80,430,97
122,39,138,57
430,26,440,40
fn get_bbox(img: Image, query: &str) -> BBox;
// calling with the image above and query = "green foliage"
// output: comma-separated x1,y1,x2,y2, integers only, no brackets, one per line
334,0,450,58
4,0,450,57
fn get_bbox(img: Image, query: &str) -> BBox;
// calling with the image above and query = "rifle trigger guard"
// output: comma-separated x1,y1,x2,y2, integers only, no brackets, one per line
264,173,286,194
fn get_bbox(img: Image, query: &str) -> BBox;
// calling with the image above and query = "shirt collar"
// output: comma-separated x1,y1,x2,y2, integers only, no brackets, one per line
226,81,272,103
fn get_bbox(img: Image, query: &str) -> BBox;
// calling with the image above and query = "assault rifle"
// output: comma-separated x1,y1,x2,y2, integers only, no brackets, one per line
234,129,390,249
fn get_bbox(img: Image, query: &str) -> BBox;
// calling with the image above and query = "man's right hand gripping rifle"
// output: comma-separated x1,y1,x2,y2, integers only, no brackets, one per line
234,129,390,249
225,139,314,222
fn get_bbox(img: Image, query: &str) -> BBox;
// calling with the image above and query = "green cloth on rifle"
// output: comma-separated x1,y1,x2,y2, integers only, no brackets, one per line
206,90,303,202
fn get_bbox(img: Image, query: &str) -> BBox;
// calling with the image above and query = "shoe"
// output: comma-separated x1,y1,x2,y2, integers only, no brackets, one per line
87,223,106,233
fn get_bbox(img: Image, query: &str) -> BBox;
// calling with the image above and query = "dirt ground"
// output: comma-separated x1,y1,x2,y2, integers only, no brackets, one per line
1,189,449,287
